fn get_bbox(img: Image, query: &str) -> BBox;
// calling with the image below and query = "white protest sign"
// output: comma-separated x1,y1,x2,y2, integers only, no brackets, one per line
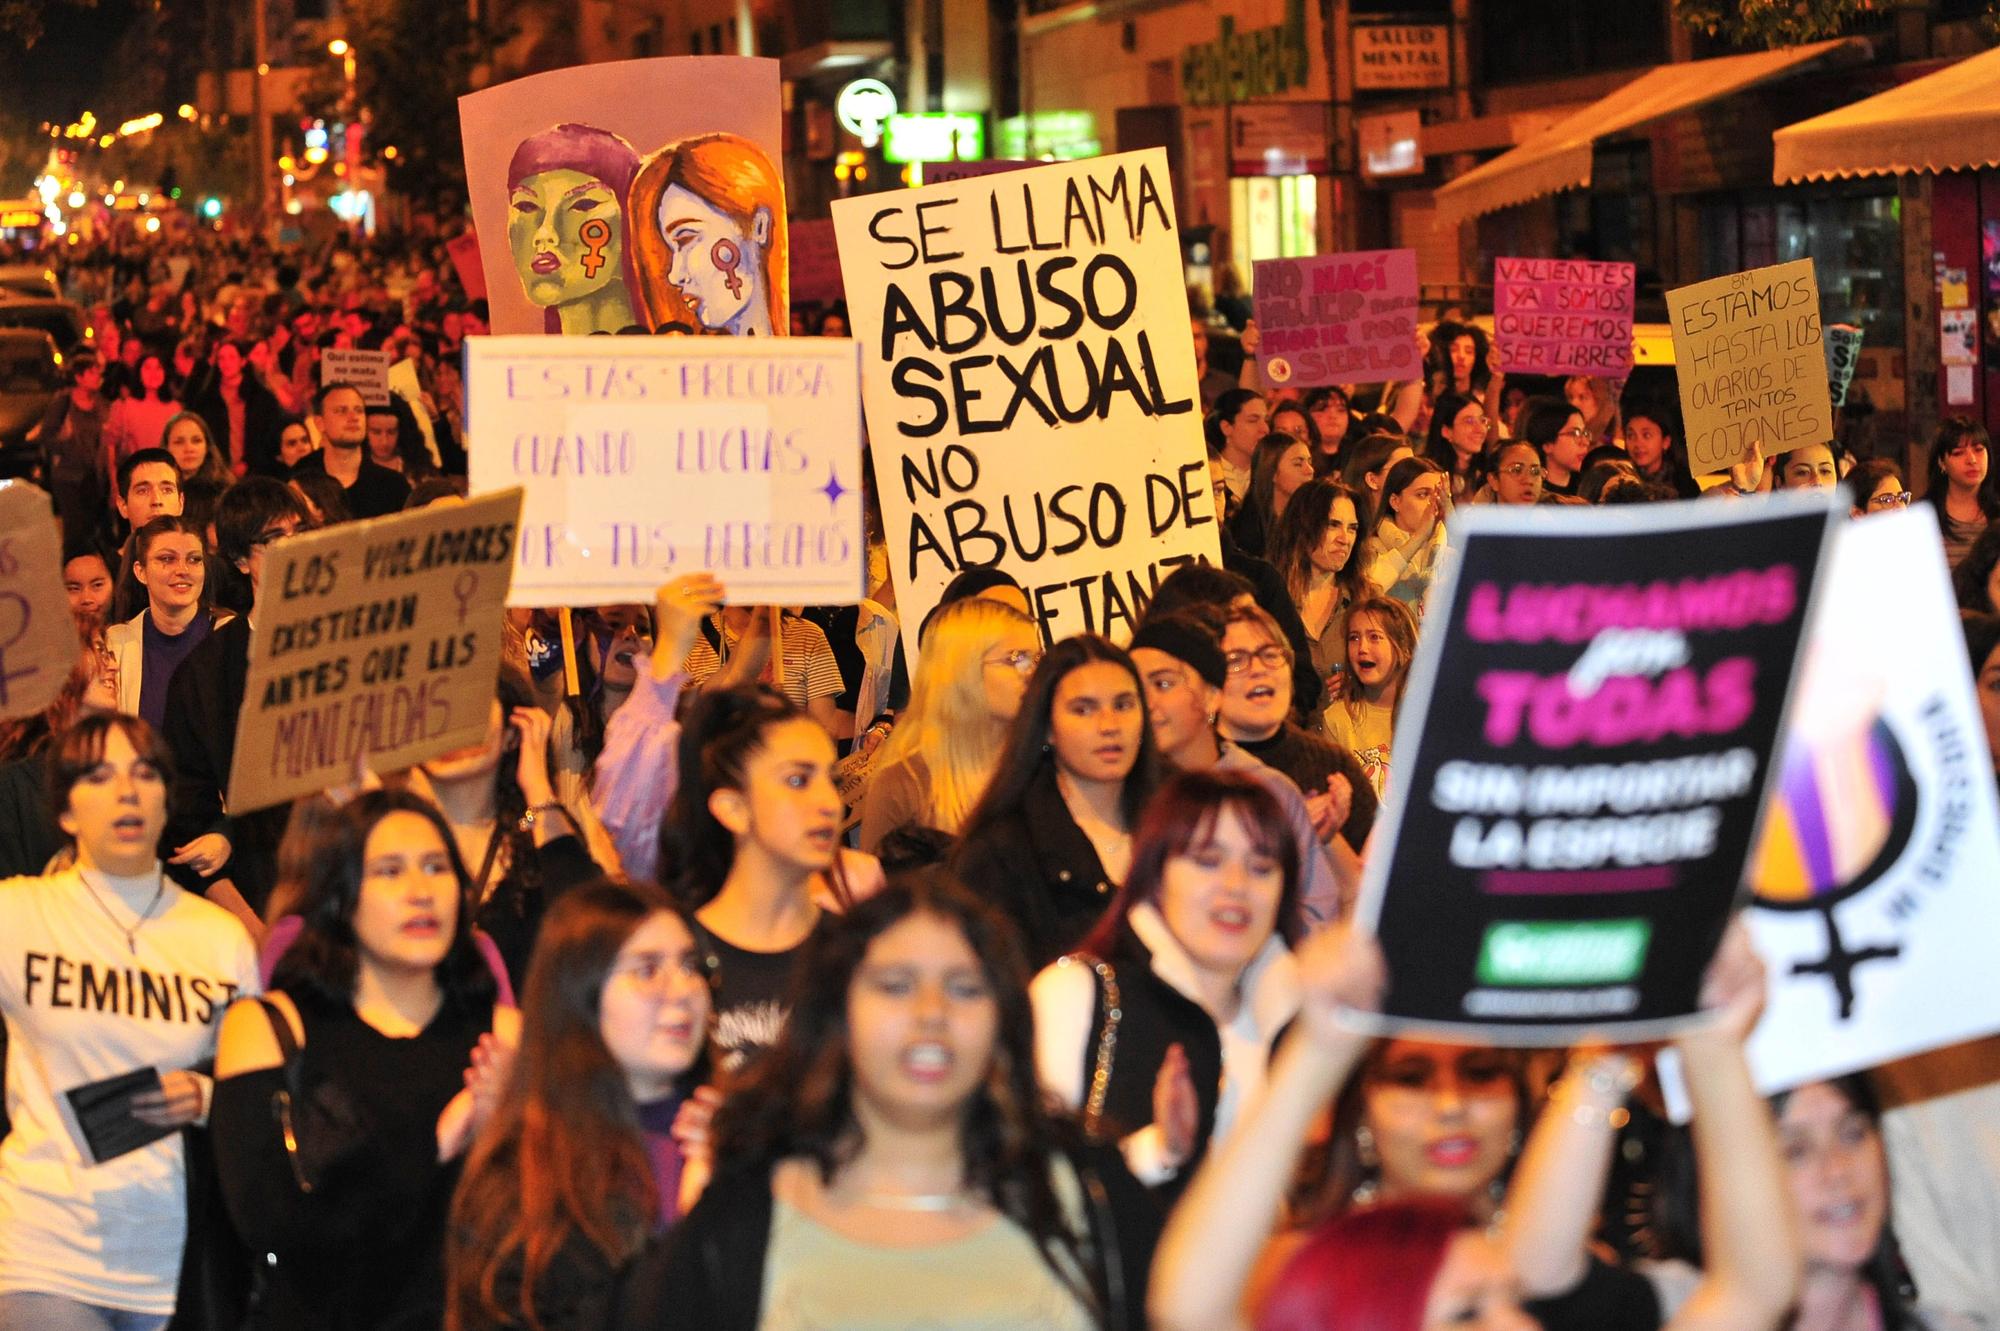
832,148,1220,651
321,347,394,406
466,336,865,608
1743,506,2000,1092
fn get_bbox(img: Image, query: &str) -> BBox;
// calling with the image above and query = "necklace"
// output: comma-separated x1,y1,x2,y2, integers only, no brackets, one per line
852,1190,970,1212
77,868,167,954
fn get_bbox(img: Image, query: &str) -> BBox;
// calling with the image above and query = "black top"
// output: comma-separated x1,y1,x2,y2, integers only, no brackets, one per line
291,448,412,519
210,987,491,1331
471,829,607,990
1524,1257,1663,1331
690,915,832,1075
611,1144,1162,1331
188,372,288,476
1234,723,1379,852
952,761,1121,970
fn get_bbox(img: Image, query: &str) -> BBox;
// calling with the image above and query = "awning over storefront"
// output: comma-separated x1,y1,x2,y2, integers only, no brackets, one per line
1433,38,1865,230
1773,46,2000,184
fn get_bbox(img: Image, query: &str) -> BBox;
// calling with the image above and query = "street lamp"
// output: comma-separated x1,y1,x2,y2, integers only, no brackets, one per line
327,38,350,57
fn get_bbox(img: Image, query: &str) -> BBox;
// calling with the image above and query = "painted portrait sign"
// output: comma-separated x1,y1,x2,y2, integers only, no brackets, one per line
459,57,786,337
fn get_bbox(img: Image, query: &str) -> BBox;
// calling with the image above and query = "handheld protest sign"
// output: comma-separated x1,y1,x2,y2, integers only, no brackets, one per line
465,336,866,609
832,148,1220,657
1352,496,1839,1044
1253,249,1419,388
226,489,523,814
320,347,393,406
0,482,79,720
1493,258,1635,377
1667,259,1831,475
458,56,783,337
1824,324,1863,410
1744,507,2000,1092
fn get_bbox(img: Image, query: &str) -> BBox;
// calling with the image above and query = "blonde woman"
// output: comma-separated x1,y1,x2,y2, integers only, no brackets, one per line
857,598,1040,852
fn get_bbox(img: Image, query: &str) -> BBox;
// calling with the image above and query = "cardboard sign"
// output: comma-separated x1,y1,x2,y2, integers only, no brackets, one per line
227,490,523,813
458,57,784,337
1354,496,1839,1044
1253,249,1420,388
0,482,79,720
1493,257,1635,376
465,336,866,609
320,347,393,406
1824,323,1862,409
445,229,487,302
921,159,1033,185
1744,507,2000,1092
831,149,1221,652
788,219,846,307
1667,259,1831,475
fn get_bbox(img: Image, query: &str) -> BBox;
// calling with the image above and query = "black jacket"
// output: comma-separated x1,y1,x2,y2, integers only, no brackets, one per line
160,616,286,906
187,373,288,477
611,1144,1161,1331
952,761,1120,970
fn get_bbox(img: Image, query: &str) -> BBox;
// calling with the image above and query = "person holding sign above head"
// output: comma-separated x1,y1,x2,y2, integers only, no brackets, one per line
209,790,513,1331
1193,317,1266,413
1519,397,1592,499
1922,419,1998,568
952,636,1162,970
857,597,1040,855
1214,605,1377,863
0,714,260,1331
1126,613,1349,929
683,606,850,741
291,382,411,521
1367,458,1451,613
104,515,231,734
1030,771,1306,1204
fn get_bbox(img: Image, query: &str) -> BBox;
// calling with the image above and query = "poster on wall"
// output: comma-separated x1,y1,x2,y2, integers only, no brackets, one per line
832,148,1221,655
1253,249,1420,388
1351,496,1840,1044
1666,258,1830,475
459,57,785,337
1493,257,1635,376
466,336,865,609
1743,507,2000,1091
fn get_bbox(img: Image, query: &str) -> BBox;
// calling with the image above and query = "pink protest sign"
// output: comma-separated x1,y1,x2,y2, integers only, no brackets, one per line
788,219,845,306
1253,249,1420,387
1493,257,1636,375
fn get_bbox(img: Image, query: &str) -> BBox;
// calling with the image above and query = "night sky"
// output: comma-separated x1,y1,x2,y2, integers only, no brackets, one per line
1,0,149,127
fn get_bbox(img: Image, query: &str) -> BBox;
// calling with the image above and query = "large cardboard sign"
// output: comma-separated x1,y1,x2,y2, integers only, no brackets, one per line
0,482,79,720
227,490,523,814
1744,508,2000,1091
320,347,393,406
1353,497,1839,1044
459,57,785,337
1253,249,1419,388
1667,259,1831,475
832,149,1220,650
466,337,865,609
1493,257,1635,376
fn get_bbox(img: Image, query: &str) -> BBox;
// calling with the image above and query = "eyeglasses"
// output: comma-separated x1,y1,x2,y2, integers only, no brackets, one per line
608,952,700,989
1868,490,1914,509
1457,414,1491,430
1557,426,1591,441
983,648,1042,676
1500,462,1545,479
1224,645,1289,674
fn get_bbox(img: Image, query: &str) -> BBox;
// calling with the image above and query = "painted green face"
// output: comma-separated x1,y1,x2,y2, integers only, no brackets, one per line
508,167,626,308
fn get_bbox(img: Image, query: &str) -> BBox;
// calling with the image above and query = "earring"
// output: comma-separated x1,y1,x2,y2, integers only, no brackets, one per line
1355,1124,1378,1168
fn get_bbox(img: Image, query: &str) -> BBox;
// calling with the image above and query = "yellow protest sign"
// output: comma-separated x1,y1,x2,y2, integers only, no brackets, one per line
1667,258,1831,475
228,489,522,813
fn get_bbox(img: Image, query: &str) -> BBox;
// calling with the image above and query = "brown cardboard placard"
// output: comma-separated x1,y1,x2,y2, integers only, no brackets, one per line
227,489,522,813
1667,258,1830,475
0,482,81,720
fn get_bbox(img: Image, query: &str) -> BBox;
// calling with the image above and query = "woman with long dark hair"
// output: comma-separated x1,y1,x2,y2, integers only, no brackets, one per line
1302,387,1352,473
614,875,1162,1330
1032,771,1304,1201
211,790,508,1331
1230,433,1317,559
1266,479,1372,700
1622,399,1700,499
103,352,182,468
1922,418,1999,567
1423,391,1490,500
952,636,1162,969
445,879,712,1331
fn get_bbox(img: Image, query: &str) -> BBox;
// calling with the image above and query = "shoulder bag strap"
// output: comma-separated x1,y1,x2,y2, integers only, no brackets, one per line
1080,957,1120,1138
256,997,315,1194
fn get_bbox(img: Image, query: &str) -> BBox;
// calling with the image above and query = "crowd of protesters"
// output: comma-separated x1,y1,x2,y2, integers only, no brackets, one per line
0,220,1994,1331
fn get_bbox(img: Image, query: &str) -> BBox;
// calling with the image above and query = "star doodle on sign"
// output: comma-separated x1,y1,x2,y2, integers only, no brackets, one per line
820,465,847,509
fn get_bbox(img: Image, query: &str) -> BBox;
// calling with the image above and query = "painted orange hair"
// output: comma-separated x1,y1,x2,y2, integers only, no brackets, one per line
627,132,789,335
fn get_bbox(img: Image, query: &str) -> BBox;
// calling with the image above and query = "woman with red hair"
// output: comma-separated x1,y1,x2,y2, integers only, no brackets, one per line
628,133,788,337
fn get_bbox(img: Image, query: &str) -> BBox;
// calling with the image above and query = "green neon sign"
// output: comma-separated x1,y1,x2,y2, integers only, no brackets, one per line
1180,0,1310,107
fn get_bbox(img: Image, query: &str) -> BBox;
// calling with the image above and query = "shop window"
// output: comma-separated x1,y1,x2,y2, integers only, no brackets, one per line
1479,0,1668,86
1230,176,1318,279
1696,189,1903,348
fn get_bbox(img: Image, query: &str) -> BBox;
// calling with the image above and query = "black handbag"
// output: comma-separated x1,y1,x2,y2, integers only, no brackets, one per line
255,998,374,1193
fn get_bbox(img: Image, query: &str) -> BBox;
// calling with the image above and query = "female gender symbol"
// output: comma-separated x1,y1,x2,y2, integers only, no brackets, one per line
452,571,479,624
577,218,612,278
0,591,41,708
709,238,744,298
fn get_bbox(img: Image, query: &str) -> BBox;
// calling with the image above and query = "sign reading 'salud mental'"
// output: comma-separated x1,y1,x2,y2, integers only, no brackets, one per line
832,148,1221,651
1667,258,1830,475
1354,497,1839,1043
466,337,865,609
229,489,523,814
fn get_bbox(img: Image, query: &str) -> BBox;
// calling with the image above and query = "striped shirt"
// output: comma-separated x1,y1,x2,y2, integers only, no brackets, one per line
683,615,845,712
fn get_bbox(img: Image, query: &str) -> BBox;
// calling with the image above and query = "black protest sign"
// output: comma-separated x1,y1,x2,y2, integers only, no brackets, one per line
831,148,1221,654
1353,497,1839,1043
228,489,522,813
